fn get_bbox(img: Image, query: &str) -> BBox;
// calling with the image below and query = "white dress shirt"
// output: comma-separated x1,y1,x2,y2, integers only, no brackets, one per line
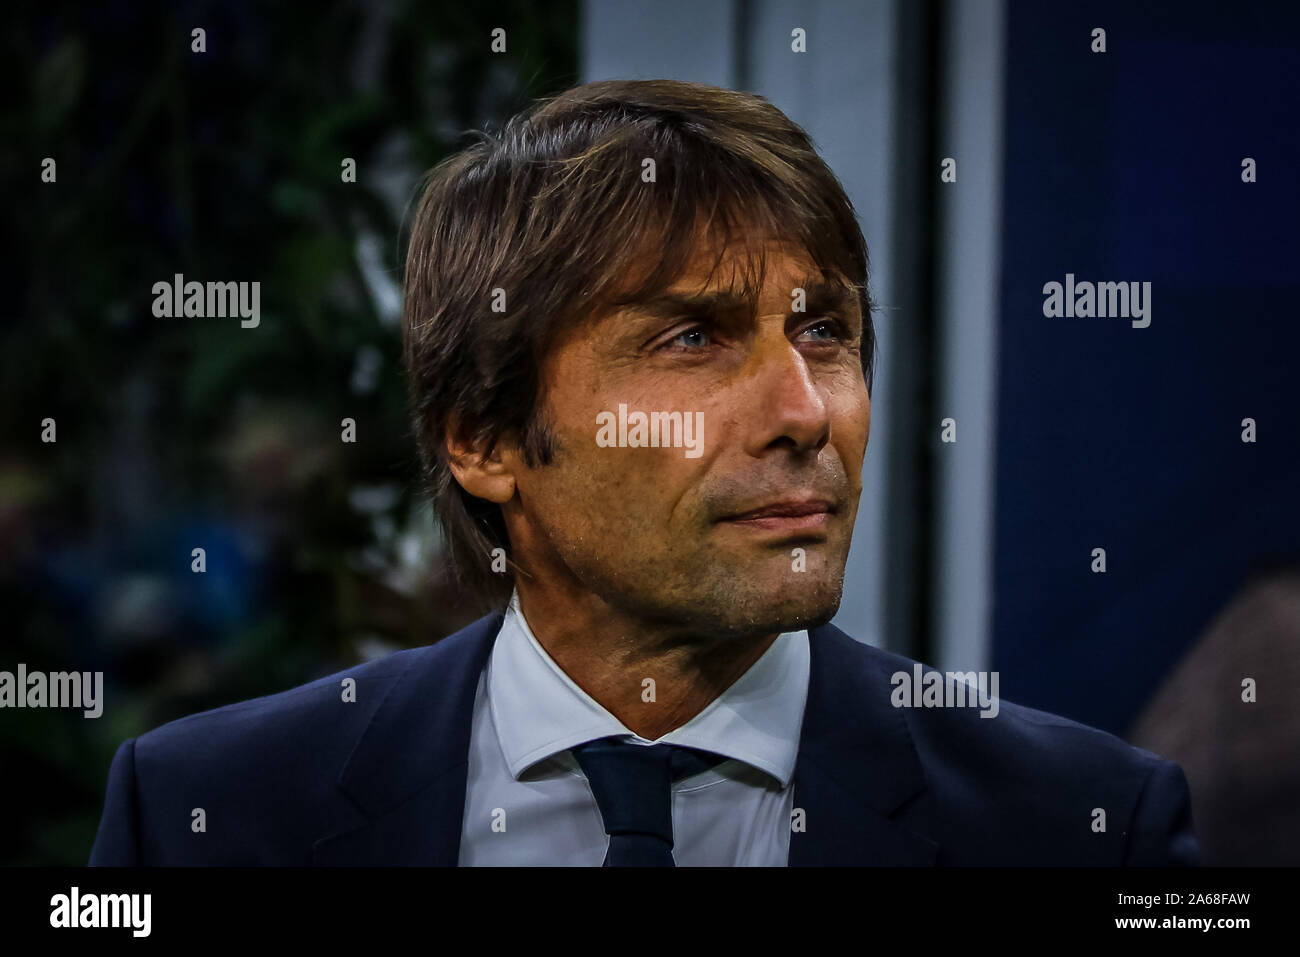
457,589,810,865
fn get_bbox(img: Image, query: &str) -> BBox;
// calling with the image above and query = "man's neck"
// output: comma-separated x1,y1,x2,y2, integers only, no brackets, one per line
514,587,779,741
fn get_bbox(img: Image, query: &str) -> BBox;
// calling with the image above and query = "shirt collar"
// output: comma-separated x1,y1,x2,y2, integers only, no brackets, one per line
487,589,809,788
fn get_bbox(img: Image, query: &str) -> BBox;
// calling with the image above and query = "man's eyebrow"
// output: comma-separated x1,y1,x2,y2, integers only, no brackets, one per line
796,278,862,316
621,289,753,320
621,277,860,321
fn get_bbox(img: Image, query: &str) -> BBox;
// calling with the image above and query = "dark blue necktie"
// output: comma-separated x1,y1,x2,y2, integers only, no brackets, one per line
570,736,728,866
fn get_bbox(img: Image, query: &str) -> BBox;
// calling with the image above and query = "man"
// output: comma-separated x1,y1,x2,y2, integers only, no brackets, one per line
90,79,1198,866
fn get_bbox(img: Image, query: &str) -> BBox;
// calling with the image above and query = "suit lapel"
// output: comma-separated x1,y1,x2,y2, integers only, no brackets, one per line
789,622,939,865
312,613,504,865
312,612,938,866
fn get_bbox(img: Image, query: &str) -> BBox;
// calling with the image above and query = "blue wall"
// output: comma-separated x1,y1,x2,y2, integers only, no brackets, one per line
993,0,1300,734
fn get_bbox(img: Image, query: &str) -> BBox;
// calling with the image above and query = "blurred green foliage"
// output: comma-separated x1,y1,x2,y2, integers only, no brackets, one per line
1,0,578,865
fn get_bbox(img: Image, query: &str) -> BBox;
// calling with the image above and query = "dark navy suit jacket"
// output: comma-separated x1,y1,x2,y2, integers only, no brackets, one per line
89,613,1199,865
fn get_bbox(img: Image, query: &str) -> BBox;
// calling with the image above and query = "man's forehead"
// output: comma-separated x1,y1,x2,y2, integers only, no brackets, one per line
664,235,827,293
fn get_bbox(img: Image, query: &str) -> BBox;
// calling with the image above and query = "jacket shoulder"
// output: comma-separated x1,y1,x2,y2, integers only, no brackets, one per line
820,624,1190,864
827,628,1167,777
136,644,429,766
121,617,497,864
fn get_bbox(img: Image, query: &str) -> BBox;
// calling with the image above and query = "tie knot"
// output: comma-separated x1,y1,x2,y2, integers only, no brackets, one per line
569,736,727,865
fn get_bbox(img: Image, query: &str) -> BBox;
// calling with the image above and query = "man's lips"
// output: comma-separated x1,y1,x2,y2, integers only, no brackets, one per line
718,498,837,532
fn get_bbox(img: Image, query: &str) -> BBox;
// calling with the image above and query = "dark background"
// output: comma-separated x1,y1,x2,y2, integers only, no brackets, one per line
3,0,579,865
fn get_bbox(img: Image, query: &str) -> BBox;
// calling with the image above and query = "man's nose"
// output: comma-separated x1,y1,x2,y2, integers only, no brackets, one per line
741,334,831,456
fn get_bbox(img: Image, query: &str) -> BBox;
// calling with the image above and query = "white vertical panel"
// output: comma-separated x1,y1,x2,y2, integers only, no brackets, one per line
932,0,1005,671
582,0,738,85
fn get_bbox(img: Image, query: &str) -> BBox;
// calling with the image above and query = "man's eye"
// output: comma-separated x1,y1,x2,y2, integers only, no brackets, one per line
665,326,712,349
800,319,845,343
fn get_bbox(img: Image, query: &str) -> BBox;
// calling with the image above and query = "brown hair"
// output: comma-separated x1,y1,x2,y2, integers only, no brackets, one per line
402,78,876,612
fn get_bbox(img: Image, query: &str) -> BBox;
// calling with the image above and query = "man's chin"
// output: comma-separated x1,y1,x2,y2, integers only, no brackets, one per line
751,595,840,634
695,569,845,637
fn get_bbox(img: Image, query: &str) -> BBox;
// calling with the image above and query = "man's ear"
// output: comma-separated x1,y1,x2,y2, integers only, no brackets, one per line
444,419,517,505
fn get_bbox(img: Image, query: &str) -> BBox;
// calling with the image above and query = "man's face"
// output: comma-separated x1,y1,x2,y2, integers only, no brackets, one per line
500,233,871,640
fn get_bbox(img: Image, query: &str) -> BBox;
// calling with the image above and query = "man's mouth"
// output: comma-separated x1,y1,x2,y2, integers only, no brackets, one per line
718,498,837,533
